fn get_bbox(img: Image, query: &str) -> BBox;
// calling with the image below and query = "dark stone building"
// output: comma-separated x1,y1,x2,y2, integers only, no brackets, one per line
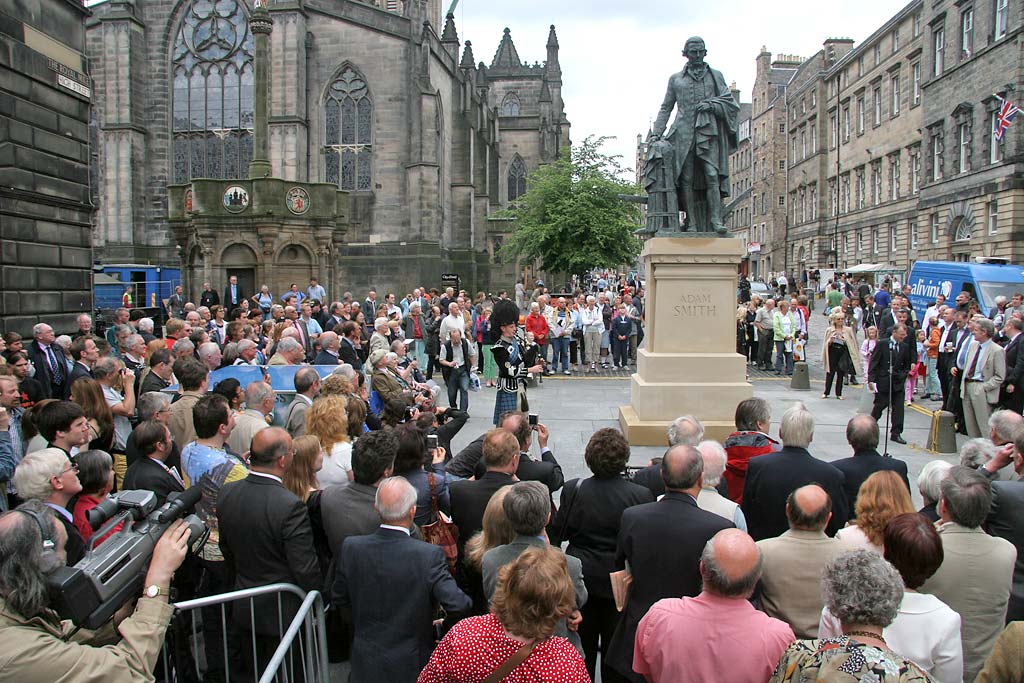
86,0,571,300
0,0,94,334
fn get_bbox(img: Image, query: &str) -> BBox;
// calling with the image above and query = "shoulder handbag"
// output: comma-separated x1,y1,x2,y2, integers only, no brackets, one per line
482,641,537,683
421,472,460,574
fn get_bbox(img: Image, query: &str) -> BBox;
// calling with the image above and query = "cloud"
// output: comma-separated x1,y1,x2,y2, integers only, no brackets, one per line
455,0,907,176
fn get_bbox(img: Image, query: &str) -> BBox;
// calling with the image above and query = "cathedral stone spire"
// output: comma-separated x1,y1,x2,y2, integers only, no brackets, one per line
546,24,561,79
459,40,475,69
441,12,458,44
539,79,552,102
490,27,521,69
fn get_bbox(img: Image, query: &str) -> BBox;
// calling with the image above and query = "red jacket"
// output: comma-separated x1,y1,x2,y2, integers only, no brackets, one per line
723,431,780,503
525,312,549,345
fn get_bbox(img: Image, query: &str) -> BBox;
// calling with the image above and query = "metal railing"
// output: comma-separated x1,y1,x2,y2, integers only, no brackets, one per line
161,582,328,683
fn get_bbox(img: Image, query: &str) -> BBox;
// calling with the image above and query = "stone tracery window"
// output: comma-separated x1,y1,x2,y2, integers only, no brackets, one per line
171,0,254,184
323,66,373,192
501,92,521,117
508,156,527,201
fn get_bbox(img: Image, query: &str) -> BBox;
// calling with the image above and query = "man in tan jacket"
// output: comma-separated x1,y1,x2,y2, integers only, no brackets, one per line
922,466,1017,683
0,499,190,681
755,484,842,638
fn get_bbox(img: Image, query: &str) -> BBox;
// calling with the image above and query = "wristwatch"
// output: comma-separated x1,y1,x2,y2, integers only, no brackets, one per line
144,584,169,599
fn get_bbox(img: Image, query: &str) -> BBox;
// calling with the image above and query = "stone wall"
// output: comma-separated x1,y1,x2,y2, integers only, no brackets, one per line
0,0,94,335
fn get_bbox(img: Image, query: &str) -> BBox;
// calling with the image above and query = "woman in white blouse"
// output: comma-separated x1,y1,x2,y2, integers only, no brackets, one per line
820,512,963,682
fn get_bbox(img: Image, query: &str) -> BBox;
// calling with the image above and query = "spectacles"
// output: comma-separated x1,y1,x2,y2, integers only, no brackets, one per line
57,462,79,476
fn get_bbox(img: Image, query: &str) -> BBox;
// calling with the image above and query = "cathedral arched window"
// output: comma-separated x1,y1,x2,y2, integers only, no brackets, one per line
508,156,527,201
171,0,254,184
323,66,373,192
501,92,521,117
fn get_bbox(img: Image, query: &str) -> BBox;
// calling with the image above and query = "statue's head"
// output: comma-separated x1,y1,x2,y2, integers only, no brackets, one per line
683,37,707,64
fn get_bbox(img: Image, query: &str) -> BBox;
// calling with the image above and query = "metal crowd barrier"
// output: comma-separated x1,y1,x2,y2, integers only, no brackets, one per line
160,582,329,683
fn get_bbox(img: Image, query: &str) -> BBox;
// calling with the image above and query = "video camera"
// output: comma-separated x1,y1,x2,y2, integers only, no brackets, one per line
46,488,207,629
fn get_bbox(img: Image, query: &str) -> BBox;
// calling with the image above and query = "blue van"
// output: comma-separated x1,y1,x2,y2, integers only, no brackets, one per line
907,260,1024,321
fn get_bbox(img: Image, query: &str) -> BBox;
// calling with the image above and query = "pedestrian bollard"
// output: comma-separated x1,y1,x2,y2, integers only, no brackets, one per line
929,410,958,453
790,362,810,390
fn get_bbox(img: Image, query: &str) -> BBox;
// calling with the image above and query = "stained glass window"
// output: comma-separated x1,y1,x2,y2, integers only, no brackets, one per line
508,156,527,201
171,0,254,184
323,66,373,191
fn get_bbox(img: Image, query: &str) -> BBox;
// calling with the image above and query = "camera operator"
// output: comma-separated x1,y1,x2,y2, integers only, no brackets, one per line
0,499,189,681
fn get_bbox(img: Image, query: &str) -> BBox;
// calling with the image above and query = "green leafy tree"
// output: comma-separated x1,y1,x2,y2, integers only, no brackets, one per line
499,136,643,280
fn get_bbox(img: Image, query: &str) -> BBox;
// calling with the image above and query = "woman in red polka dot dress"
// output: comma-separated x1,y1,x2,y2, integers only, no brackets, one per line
419,546,591,683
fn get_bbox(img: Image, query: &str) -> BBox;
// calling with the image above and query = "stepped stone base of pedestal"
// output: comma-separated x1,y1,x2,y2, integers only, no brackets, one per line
618,405,738,446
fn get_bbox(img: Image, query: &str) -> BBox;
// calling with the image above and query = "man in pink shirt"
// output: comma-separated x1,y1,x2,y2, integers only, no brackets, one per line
633,528,794,682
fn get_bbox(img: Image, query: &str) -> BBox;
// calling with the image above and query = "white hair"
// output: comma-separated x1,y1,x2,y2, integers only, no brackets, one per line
13,449,68,501
375,477,418,523
779,402,815,448
697,440,727,487
374,317,389,331
198,342,221,360
138,317,154,332
668,415,704,447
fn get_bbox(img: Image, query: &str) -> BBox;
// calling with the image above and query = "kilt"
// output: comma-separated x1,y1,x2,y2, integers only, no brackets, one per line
493,389,521,425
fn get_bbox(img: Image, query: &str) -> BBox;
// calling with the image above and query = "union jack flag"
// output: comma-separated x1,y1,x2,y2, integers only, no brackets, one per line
994,95,1021,142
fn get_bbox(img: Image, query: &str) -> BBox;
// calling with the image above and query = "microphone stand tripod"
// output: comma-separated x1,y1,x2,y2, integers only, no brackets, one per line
883,337,894,457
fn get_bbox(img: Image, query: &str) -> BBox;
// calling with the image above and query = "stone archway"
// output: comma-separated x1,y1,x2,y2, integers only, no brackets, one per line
222,243,259,303
274,243,316,298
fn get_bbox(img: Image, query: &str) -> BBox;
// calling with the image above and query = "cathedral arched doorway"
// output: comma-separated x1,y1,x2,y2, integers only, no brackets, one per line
222,243,258,304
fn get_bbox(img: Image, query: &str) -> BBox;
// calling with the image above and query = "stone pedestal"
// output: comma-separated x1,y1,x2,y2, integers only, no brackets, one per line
619,237,752,445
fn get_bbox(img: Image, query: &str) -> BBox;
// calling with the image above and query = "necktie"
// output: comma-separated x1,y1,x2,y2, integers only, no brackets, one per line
231,285,237,303
46,346,63,384
967,344,982,379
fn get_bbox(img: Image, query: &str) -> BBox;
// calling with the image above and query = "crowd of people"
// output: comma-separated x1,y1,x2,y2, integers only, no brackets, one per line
3,272,1024,682
739,275,1024,446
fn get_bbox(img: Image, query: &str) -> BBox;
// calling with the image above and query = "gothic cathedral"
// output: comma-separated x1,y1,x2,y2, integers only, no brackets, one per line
86,0,570,299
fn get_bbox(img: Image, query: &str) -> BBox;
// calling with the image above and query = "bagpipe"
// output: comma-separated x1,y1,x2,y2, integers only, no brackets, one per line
515,325,543,370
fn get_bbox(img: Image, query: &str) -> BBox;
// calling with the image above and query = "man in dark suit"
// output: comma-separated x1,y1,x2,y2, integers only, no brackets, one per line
312,331,340,366
471,412,564,493
199,281,220,308
332,477,472,682
450,430,519,553
981,433,1024,622
321,429,398,561
217,427,321,681
939,309,972,414
222,275,245,311
25,323,67,399
869,323,915,444
605,443,733,681
123,421,184,507
741,403,849,541
830,414,910,512
877,299,899,339
64,335,98,398
338,321,363,372
1000,317,1024,413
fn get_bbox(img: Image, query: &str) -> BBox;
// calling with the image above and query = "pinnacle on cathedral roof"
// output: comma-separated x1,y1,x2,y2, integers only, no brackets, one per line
460,40,476,69
475,63,489,88
546,25,559,49
490,27,522,69
539,79,552,102
441,12,458,44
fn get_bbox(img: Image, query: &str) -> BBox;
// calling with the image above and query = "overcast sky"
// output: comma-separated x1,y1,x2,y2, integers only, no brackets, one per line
454,0,908,179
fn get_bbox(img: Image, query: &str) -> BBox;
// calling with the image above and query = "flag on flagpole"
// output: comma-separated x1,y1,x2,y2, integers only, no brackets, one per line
994,94,1021,142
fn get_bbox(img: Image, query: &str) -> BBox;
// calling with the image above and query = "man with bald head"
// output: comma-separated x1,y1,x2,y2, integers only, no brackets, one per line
634,529,793,682
606,444,734,682
217,427,320,677
756,484,842,638
831,414,910,512
333,477,471,682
